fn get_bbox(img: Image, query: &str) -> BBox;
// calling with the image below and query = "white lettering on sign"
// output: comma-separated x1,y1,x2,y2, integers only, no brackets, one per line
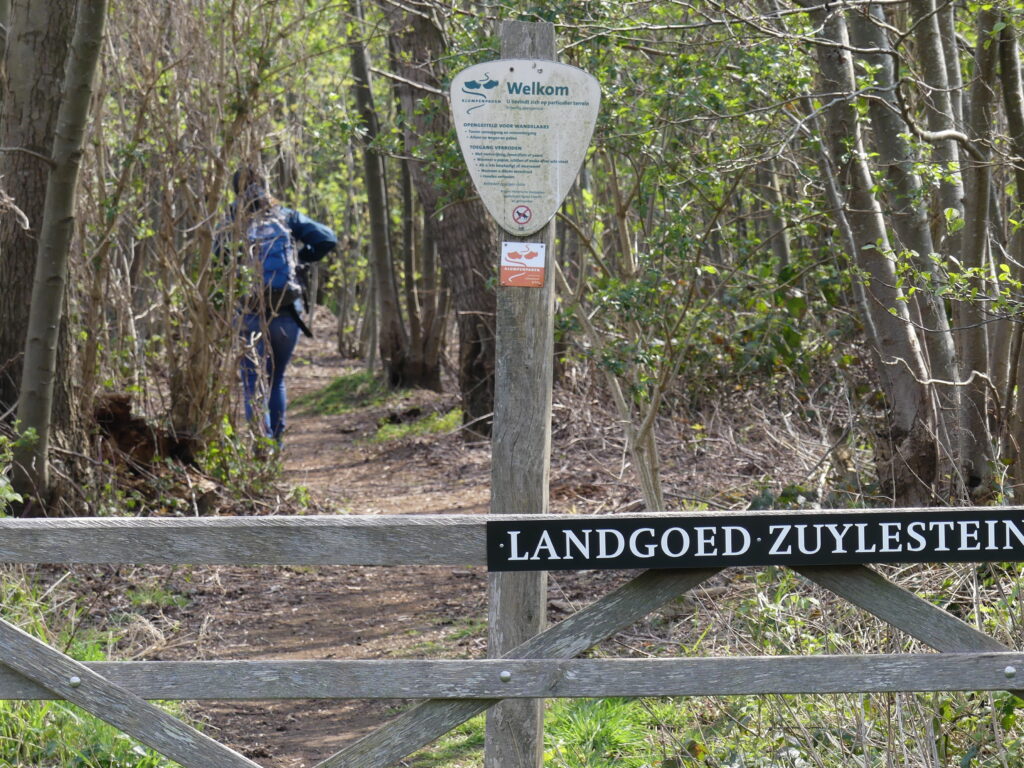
628,527,657,558
723,526,751,556
825,523,855,553
768,525,792,555
597,528,625,559
489,512,1024,572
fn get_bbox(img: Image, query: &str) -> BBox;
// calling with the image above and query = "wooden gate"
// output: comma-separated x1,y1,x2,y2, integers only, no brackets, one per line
1,513,1022,768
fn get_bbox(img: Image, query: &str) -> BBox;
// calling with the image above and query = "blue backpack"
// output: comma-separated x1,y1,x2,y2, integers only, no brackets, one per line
245,208,302,313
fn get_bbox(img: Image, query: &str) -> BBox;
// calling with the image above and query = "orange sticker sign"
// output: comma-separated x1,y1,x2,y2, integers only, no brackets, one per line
500,242,546,287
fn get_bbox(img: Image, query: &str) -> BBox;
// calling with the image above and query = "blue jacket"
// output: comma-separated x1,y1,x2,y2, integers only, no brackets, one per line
216,203,337,261
279,206,337,263
217,203,337,335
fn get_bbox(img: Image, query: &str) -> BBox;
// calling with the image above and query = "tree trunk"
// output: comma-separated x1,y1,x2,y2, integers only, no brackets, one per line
419,202,449,376
757,161,791,271
11,0,107,510
938,1,965,131
396,140,443,390
913,0,966,243
349,0,410,388
0,0,77,429
0,0,9,69
849,5,960,493
401,157,422,355
956,7,1001,497
998,17,1024,498
386,4,498,438
812,6,936,506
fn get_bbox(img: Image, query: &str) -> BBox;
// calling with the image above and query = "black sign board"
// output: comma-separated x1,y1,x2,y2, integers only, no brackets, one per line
486,510,1024,571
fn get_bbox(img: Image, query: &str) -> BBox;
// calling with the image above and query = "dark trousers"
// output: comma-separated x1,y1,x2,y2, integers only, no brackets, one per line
240,311,300,442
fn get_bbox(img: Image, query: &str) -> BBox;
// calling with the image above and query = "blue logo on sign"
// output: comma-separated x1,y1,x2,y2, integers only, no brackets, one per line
462,73,499,113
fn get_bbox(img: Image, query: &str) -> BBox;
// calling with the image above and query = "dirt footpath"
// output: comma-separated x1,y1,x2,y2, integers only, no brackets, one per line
150,319,649,767
154,332,491,766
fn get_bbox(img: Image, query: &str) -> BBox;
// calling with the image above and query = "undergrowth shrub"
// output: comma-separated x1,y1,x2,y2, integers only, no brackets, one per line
374,408,462,442
0,435,21,515
196,415,282,497
0,569,177,767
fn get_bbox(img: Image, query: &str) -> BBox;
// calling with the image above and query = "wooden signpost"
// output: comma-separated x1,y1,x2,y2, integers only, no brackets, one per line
451,19,600,768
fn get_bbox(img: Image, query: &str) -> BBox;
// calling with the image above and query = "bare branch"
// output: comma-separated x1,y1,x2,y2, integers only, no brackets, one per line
0,146,55,167
369,65,445,96
0,184,30,230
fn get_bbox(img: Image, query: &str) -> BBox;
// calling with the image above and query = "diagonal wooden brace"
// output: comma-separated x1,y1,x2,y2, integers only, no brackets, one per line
795,565,1024,698
0,616,262,768
313,567,722,768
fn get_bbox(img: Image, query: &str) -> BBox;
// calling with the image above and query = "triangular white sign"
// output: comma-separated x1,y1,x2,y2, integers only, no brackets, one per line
451,59,600,236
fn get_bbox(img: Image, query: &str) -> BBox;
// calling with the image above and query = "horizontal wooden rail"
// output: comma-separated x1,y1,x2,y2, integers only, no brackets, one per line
0,515,485,566
0,508,1008,566
3,513,1023,768
2,654,1023,700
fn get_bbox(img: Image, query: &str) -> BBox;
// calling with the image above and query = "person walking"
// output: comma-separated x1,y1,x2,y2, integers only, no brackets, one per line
218,166,337,445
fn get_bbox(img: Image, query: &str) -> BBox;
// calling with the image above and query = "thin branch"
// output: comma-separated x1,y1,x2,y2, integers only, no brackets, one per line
0,186,30,230
0,147,55,167
369,65,445,96
556,210,614,281
866,89,986,161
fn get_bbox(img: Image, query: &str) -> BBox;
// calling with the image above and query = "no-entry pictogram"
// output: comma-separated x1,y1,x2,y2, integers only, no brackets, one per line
512,205,532,225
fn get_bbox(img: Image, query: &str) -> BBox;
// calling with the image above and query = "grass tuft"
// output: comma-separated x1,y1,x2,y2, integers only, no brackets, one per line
292,371,395,415
373,408,462,442
0,569,179,767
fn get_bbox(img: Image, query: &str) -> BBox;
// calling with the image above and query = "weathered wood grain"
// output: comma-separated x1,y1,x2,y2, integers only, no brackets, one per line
4,508,1014,566
0,515,484,565
4,653,1024,700
488,19,560,768
5,517,1022,768
0,618,261,768
314,568,720,768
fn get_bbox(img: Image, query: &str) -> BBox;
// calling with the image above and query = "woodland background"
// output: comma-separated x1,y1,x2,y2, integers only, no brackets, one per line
6,0,1024,513
2,2,1024,767
4,0,1024,512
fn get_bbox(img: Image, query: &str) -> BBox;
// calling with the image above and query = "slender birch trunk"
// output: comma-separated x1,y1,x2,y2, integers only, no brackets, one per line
957,7,1000,497
998,18,1024,498
349,0,409,388
850,4,960,494
12,0,107,508
812,6,936,506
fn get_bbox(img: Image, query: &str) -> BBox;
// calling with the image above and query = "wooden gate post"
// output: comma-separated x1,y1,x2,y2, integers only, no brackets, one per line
486,19,557,768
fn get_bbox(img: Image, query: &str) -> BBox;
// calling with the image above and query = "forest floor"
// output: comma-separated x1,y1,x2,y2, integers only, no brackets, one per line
148,318,643,767
168,335,499,766
87,310,831,768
